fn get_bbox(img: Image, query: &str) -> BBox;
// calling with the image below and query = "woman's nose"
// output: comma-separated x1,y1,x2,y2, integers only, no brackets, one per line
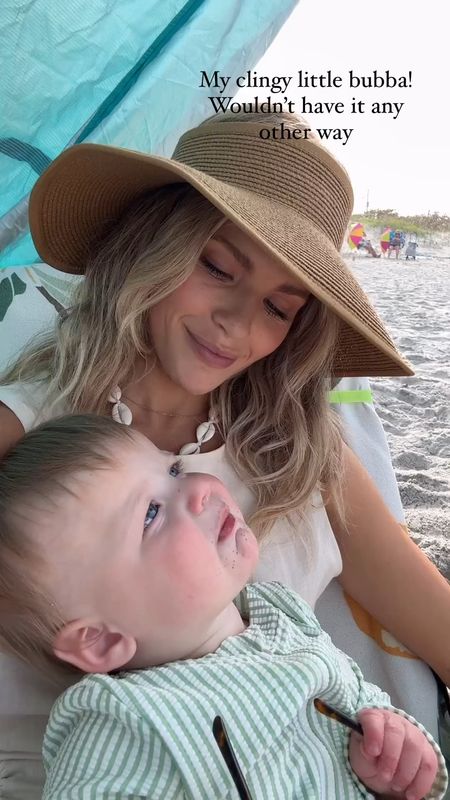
212,294,253,338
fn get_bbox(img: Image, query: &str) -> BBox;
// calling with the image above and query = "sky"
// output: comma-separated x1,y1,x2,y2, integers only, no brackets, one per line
234,0,449,217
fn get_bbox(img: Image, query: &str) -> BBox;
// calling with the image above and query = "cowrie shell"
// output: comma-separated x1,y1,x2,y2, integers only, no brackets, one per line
179,442,201,455
196,421,215,443
108,385,122,403
111,401,132,426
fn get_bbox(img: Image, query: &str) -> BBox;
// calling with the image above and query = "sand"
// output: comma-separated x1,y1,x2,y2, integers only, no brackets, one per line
344,237,450,578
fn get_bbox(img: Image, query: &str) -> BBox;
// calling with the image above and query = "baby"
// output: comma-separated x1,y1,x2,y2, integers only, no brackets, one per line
0,415,446,799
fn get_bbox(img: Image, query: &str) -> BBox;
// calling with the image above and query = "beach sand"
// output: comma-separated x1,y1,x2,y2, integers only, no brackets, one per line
345,239,450,578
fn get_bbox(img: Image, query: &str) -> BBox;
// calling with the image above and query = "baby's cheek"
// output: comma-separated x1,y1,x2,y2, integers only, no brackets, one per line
166,542,218,600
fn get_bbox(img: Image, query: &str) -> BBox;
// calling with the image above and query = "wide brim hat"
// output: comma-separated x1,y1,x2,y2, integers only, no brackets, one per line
29,116,413,377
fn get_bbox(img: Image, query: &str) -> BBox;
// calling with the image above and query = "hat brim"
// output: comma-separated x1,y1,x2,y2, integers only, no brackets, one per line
29,144,413,378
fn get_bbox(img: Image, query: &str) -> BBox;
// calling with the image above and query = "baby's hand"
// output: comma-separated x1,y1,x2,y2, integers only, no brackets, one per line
349,708,438,799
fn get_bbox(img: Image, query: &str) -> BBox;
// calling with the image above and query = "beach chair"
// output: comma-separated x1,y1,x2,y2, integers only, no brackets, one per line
406,240,418,259
0,263,448,798
319,378,445,738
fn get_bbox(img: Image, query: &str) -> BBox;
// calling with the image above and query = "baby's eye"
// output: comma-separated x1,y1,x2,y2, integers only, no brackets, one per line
143,462,183,531
169,459,184,477
144,502,160,530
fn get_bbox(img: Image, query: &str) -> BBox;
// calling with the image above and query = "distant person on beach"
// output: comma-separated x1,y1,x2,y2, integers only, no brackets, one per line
389,229,405,259
358,237,381,258
0,415,446,800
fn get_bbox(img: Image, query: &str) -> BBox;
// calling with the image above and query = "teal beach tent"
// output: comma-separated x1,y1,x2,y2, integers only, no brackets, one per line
0,0,298,269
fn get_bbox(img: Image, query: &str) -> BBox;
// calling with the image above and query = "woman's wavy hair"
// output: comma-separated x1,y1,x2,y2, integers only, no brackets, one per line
2,111,344,537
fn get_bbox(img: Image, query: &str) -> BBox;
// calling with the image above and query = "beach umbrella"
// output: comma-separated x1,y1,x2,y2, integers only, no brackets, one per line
380,227,392,253
348,222,366,250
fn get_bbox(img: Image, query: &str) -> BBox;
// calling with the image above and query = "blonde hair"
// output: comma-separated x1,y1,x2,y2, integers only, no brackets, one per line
0,415,135,678
2,110,344,537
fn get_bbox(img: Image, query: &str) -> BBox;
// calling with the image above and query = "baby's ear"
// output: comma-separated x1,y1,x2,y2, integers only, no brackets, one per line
53,620,137,674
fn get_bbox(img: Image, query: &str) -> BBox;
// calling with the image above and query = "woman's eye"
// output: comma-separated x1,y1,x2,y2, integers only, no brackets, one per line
144,502,160,530
201,257,289,321
265,299,289,321
200,258,232,282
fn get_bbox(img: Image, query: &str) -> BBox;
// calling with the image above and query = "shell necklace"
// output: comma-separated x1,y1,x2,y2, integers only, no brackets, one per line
107,386,216,456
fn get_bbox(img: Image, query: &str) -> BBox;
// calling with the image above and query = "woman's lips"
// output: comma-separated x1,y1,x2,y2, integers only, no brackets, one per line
218,512,236,542
186,329,237,368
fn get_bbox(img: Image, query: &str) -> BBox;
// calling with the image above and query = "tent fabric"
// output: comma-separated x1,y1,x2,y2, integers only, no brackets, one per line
0,0,297,268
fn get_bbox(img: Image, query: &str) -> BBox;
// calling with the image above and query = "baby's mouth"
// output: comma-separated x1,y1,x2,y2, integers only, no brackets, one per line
218,511,236,542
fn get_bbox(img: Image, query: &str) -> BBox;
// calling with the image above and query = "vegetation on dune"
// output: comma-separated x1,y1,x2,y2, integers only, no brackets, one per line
351,209,450,237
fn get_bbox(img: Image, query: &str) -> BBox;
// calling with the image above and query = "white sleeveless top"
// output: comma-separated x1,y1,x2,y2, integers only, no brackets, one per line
0,380,342,609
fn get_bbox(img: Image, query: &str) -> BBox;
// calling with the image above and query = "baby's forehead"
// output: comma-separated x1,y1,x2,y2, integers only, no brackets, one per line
33,463,125,551
24,467,106,526
36,432,166,524
117,432,176,471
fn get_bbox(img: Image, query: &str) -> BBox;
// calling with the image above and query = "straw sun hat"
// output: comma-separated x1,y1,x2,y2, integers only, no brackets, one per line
29,115,412,378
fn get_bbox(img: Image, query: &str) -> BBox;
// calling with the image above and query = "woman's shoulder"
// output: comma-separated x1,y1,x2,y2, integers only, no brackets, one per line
0,378,55,456
0,378,51,433
0,401,26,458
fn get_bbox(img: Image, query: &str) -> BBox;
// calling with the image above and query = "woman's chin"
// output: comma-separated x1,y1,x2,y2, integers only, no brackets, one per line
172,368,229,397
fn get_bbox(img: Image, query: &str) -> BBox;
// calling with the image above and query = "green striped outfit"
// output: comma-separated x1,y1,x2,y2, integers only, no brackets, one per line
43,583,447,799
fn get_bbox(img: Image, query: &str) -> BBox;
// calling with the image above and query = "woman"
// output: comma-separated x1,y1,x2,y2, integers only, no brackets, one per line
1,110,450,688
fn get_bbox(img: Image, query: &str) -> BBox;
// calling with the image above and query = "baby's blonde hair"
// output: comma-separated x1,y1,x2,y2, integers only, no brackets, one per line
0,415,134,679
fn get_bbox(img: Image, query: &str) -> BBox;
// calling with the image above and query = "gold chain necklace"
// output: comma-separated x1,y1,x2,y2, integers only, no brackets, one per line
107,386,217,456
122,393,206,419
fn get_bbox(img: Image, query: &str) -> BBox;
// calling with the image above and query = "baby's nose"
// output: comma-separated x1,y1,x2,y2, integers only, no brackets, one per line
186,476,212,516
